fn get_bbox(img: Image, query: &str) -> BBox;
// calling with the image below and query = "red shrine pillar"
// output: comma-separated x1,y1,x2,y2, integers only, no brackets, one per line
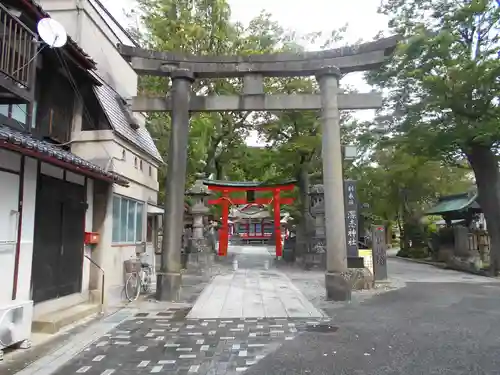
219,189,230,256
273,188,282,257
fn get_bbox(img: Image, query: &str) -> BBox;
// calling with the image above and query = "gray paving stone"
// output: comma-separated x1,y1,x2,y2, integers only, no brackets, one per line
44,308,327,375
20,245,334,375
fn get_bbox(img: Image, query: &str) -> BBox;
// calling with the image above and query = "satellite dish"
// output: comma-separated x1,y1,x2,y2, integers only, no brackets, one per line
37,18,68,48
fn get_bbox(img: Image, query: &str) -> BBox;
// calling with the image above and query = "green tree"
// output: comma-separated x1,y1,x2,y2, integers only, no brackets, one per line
352,142,473,248
131,1,290,195
369,0,500,271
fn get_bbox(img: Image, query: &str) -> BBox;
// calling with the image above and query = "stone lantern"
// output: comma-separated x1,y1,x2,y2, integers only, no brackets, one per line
309,184,326,239
185,179,213,274
305,184,327,269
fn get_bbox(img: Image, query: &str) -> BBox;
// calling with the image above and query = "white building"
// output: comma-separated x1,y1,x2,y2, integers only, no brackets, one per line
37,0,164,308
0,0,162,354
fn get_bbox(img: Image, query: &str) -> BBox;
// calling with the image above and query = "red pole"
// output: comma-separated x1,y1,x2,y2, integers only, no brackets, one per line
219,190,230,256
273,188,282,257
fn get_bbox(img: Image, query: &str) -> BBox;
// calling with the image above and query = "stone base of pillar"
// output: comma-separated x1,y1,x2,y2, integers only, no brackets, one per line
303,253,326,270
156,272,182,301
348,268,374,290
325,271,352,301
186,252,214,277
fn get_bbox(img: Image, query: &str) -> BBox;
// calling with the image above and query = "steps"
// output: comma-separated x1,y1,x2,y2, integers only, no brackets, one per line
32,303,100,334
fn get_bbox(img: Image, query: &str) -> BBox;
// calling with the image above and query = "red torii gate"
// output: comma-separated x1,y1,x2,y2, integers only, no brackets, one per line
203,180,296,258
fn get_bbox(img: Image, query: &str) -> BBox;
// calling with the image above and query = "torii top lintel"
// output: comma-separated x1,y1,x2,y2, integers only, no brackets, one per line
117,35,401,79
203,179,297,192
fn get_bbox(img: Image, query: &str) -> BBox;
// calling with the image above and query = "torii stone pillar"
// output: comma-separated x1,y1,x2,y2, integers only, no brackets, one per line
118,35,400,302
316,67,349,300
157,69,194,301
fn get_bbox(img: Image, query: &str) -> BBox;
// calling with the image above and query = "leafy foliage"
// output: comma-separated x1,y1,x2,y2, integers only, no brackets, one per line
365,0,500,270
131,1,290,192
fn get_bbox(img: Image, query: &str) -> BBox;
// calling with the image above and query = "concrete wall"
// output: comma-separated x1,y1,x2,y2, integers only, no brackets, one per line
82,178,94,294
0,152,22,305
84,139,158,306
69,137,159,308
35,0,79,40
39,0,137,99
90,180,120,305
70,135,159,199
0,152,37,305
15,157,37,302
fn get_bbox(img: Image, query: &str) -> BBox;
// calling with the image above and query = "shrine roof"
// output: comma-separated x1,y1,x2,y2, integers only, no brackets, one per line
202,179,297,188
425,192,480,216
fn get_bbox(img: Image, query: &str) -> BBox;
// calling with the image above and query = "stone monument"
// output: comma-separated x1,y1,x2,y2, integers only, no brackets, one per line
371,225,388,281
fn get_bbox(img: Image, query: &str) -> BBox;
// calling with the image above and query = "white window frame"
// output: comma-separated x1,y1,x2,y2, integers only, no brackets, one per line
112,194,144,244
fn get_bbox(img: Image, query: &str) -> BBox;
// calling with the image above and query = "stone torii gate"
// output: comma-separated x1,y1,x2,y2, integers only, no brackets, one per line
118,36,399,302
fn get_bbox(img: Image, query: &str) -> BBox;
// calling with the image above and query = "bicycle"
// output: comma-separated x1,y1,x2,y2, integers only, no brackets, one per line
125,261,153,301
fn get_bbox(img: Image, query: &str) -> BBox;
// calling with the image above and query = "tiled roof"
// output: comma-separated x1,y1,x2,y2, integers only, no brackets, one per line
18,0,96,70
0,125,129,186
425,192,481,215
94,83,163,163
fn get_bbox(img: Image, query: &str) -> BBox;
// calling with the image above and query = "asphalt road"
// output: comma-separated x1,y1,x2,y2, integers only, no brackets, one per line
246,257,500,375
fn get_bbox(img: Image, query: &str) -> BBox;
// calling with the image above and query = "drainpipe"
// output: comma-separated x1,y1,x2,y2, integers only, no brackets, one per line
75,0,83,44
105,156,124,172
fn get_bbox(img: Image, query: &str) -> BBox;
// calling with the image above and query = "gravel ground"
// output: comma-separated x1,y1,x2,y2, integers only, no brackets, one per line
245,258,500,375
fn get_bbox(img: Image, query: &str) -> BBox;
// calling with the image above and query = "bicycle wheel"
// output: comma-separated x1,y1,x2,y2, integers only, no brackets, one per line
141,268,152,293
125,273,140,301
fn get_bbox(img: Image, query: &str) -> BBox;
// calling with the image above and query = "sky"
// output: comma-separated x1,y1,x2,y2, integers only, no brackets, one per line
99,0,390,146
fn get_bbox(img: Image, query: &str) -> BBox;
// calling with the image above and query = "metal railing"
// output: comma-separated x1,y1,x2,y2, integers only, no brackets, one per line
85,254,105,313
0,3,38,89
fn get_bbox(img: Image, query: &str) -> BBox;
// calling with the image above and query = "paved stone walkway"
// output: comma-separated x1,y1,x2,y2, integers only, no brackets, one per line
188,270,323,319
17,245,330,375
52,307,331,375
188,245,323,319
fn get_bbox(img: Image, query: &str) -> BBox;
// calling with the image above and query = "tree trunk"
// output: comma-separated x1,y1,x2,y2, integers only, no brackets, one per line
295,165,312,257
465,143,500,275
214,158,224,180
203,145,218,177
384,221,392,248
298,167,312,232
396,212,406,250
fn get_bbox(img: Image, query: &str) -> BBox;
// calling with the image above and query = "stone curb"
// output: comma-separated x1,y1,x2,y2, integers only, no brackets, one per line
394,255,493,277
14,309,134,375
393,256,446,268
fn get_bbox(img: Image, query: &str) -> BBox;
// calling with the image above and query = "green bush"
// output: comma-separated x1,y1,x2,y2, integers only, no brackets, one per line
397,248,410,257
397,247,429,259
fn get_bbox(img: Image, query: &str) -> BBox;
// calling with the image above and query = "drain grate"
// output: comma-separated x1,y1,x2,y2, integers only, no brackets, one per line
305,324,339,334
171,307,191,321
156,312,173,317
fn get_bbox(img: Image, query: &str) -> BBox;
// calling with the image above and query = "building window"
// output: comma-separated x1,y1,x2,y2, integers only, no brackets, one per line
0,104,27,124
11,104,27,123
140,160,143,171
149,165,152,176
122,149,126,160
112,195,144,243
0,105,8,117
134,157,138,168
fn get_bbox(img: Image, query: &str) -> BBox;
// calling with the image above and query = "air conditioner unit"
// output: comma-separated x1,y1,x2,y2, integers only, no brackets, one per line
0,300,33,358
